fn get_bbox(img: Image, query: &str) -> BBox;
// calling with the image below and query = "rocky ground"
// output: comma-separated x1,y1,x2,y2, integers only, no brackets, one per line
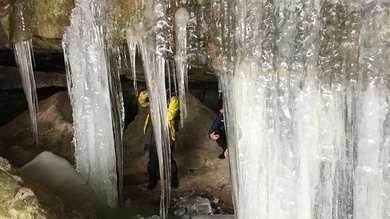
122,157,233,217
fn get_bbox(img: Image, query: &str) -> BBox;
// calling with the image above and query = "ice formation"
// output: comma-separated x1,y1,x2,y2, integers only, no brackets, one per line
11,1,38,145
62,0,120,208
125,1,390,218
10,0,385,218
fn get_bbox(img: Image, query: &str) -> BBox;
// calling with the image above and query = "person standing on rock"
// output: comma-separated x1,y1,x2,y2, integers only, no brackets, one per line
138,81,179,191
208,98,228,159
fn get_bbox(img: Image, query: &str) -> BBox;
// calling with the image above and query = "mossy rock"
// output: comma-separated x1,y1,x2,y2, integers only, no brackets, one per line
0,156,65,218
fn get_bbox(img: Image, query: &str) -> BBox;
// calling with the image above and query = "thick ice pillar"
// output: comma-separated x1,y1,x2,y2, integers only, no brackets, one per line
62,0,118,208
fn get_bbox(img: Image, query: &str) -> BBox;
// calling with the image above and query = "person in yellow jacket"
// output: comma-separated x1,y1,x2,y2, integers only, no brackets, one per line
138,84,179,191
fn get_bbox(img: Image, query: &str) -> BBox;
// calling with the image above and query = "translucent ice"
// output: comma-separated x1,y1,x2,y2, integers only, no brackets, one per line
63,0,118,208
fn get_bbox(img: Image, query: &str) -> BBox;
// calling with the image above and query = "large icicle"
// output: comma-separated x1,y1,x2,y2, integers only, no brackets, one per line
138,39,171,218
62,0,118,208
126,21,139,96
106,45,125,205
174,7,190,126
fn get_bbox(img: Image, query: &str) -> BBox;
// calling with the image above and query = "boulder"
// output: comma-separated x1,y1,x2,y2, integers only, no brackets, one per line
0,91,74,167
0,156,64,218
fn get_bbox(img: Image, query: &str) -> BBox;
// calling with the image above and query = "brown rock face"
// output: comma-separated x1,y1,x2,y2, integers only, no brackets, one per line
0,91,74,167
0,0,11,49
34,0,74,39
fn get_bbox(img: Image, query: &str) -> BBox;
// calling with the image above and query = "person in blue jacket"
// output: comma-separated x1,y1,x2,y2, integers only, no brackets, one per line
208,99,228,159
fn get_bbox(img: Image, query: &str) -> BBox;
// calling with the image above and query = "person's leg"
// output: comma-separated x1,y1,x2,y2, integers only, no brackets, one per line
216,132,227,159
147,151,159,190
170,157,178,188
170,144,178,188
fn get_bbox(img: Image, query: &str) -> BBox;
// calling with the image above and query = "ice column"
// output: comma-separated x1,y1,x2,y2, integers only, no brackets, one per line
354,3,390,218
221,1,390,219
126,21,140,96
62,0,118,208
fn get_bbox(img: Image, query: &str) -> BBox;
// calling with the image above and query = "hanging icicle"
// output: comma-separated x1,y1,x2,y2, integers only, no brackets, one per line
11,0,39,146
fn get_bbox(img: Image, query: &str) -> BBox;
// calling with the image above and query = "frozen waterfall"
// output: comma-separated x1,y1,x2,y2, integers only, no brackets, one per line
124,0,390,218
221,1,390,219
48,0,390,218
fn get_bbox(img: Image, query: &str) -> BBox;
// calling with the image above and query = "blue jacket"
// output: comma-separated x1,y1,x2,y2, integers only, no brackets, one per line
208,113,224,137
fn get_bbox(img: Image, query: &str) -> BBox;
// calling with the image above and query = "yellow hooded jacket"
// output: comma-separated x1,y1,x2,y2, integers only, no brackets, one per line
138,91,179,141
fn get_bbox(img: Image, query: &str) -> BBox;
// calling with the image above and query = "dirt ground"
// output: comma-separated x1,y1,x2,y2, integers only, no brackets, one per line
122,156,234,217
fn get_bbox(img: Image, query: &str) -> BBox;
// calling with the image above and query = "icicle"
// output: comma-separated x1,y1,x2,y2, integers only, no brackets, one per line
130,42,139,95
62,0,118,208
174,7,190,128
125,12,154,97
138,37,172,218
11,0,38,146
106,45,125,206
166,60,172,99
171,60,178,100
13,40,39,146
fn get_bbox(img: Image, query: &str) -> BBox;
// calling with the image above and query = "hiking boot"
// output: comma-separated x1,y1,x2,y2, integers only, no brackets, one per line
218,152,225,159
147,181,157,191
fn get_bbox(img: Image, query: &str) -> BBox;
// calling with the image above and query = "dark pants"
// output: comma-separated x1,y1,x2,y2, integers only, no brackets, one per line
147,145,178,183
216,131,227,151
